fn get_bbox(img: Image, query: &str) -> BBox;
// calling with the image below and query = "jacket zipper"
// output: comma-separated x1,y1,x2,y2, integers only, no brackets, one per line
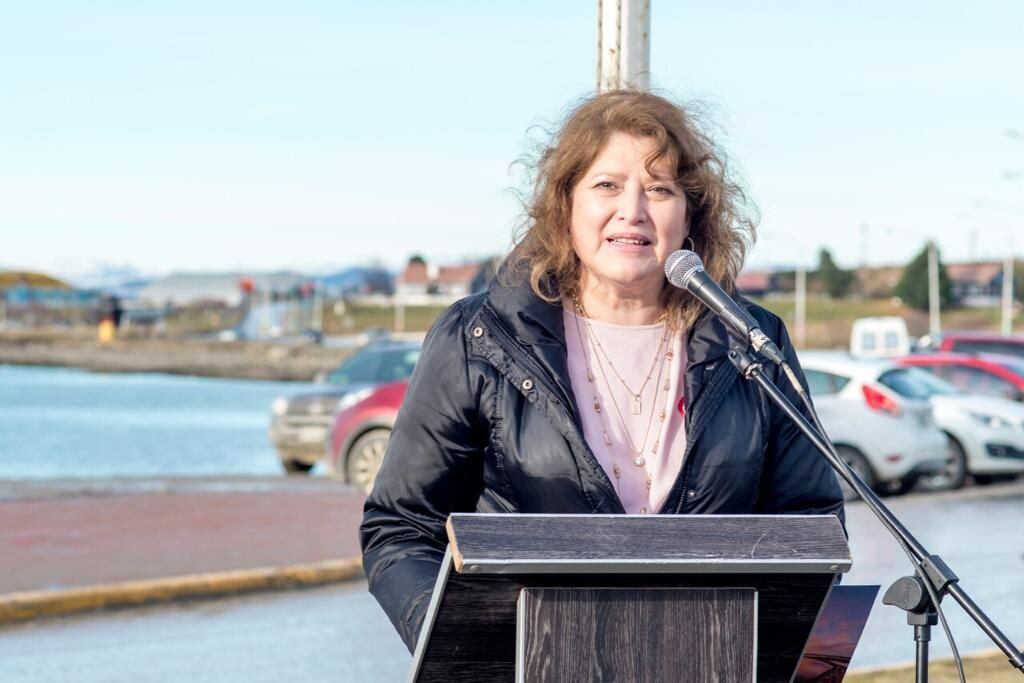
663,360,736,514
477,306,624,512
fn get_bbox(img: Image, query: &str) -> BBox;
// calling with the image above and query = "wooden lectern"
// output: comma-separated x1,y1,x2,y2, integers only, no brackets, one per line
408,514,850,683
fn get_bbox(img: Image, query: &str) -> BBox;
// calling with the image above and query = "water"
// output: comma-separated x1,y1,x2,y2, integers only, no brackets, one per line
0,365,311,479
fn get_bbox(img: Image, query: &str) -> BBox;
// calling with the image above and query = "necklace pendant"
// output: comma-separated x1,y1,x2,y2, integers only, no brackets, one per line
633,453,646,467
593,400,601,414
631,396,642,415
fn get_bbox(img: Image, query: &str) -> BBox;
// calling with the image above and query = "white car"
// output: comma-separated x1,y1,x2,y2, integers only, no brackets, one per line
874,367,1024,490
798,352,949,499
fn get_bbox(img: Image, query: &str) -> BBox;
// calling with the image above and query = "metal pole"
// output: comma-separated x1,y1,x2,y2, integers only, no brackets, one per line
597,0,651,91
1003,253,1014,336
795,267,806,349
928,241,941,337
312,285,323,335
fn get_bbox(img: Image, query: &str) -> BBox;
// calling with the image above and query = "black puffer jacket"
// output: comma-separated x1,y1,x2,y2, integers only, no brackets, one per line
360,278,844,651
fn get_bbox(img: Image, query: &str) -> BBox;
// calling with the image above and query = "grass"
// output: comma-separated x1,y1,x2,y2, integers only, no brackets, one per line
322,296,1022,349
323,303,451,336
847,649,1024,682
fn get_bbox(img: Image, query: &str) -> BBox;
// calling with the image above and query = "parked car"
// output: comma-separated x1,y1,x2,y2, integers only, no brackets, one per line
797,352,949,500
925,332,1024,359
269,341,421,474
897,353,1024,403
849,316,911,358
875,365,1024,490
326,380,408,493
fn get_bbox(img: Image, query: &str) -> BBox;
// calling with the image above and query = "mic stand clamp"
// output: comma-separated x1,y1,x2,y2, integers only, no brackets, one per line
884,575,940,683
724,342,1024,679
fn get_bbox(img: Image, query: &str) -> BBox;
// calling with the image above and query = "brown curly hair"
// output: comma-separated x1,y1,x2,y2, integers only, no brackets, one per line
504,89,758,330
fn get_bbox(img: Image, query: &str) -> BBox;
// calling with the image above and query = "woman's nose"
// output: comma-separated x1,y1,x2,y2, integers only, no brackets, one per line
616,188,648,224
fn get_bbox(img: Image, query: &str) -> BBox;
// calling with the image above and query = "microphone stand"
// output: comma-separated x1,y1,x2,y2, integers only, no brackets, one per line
726,343,1024,681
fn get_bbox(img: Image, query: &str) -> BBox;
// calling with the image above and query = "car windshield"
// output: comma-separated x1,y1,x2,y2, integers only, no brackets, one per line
327,347,421,385
878,367,961,399
951,340,1024,358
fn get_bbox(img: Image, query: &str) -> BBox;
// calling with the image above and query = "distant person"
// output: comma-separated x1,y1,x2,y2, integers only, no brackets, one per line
360,90,844,651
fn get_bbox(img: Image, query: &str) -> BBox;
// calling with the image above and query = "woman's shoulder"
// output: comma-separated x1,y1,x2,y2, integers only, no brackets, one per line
425,292,488,340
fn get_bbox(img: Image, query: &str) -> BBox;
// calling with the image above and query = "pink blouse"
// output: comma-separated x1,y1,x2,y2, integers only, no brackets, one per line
563,307,688,514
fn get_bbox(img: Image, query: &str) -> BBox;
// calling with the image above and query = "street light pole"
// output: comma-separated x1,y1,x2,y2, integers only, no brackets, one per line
928,240,941,337
1003,253,1015,336
795,266,807,348
597,0,651,91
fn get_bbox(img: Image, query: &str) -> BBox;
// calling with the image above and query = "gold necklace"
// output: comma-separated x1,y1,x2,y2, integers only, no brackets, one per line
572,295,669,416
570,305,674,480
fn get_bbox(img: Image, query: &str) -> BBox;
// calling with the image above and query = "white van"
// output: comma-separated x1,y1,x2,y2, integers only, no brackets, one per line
850,316,910,358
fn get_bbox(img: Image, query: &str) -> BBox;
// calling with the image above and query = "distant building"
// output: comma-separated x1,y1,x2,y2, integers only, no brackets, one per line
434,264,481,297
0,270,94,309
394,258,487,303
735,269,778,297
137,272,306,307
395,260,434,298
946,261,1005,307
0,270,99,325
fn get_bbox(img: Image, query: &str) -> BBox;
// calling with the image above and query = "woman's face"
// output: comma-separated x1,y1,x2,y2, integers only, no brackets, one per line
570,132,689,296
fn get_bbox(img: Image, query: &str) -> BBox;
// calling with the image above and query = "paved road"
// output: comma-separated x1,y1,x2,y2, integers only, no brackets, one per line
0,582,409,683
843,480,1024,668
2,481,1022,682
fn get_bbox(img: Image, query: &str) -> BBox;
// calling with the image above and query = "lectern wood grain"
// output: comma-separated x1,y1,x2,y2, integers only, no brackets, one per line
415,571,830,682
411,515,848,682
518,588,756,682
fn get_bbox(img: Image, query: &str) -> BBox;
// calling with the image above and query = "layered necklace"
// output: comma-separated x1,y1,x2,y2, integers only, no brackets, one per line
570,294,676,512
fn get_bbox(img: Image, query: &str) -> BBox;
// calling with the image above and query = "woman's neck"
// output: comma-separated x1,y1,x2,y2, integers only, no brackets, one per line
573,278,664,326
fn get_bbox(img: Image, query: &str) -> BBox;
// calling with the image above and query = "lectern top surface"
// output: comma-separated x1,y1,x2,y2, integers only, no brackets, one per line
446,513,850,575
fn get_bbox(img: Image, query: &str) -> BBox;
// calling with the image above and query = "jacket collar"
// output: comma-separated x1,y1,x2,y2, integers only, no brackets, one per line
484,273,734,371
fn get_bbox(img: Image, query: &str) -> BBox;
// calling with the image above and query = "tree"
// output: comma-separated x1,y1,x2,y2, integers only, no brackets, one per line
816,249,855,298
893,244,952,311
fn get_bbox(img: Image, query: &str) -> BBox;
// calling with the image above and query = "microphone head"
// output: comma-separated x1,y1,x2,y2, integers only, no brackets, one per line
665,249,705,289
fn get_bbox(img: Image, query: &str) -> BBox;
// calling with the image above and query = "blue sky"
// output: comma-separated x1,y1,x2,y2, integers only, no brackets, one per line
1,1,1021,278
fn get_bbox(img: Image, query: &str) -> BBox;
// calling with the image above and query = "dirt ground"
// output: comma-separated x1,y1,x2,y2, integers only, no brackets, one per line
847,649,1024,681
0,329,354,382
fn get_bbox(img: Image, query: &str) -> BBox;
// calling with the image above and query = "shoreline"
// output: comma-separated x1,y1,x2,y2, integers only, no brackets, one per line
0,331,356,382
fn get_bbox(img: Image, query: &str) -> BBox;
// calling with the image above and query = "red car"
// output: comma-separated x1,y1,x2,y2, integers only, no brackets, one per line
326,380,409,494
897,353,1024,403
931,332,1024,359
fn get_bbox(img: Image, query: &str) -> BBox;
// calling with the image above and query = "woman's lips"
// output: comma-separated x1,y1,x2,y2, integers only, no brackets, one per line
605,234,653,252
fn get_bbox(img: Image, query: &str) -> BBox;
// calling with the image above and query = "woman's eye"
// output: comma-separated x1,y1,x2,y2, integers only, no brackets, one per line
648,185,675,196
595,181,617,190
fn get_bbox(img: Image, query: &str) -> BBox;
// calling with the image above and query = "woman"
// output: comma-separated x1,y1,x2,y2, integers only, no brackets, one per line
360,90,844,652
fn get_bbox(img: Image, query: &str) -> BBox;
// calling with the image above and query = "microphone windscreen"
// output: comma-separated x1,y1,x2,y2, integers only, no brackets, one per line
665,249,704,288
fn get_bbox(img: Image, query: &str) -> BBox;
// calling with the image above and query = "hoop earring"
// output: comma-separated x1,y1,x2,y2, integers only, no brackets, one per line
683,236,696,252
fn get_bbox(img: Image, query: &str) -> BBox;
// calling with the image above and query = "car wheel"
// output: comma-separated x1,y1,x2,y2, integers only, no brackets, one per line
884,476,918,497
835,446,875,501
919,435,968,491
282,459,314,475
346,428,391,495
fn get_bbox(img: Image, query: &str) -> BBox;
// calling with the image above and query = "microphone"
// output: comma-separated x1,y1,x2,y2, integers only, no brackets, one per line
664,250,786,366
